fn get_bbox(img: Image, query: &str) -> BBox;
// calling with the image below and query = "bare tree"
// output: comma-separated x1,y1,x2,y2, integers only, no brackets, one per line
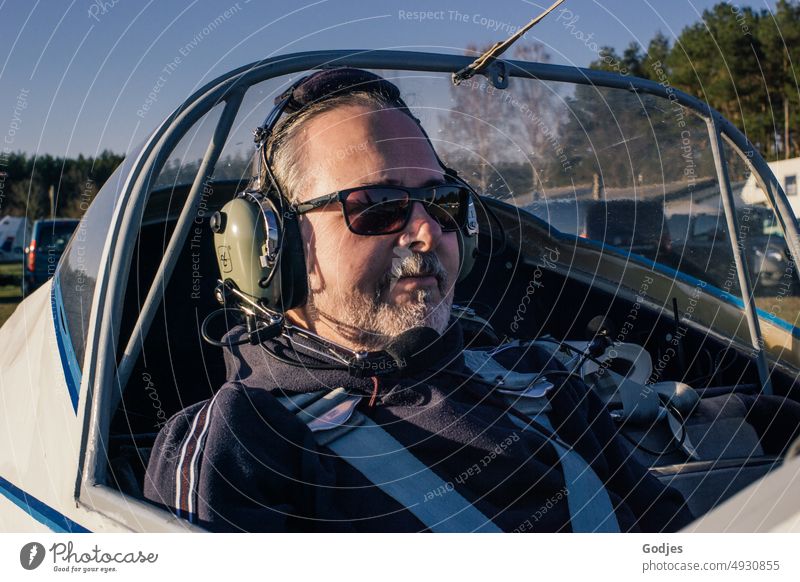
441,43,566,200
441,44,513,194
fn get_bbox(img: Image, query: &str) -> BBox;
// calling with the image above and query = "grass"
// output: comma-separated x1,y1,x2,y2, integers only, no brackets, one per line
0,262,23,328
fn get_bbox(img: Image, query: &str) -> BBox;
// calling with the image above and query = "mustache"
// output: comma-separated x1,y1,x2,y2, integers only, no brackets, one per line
378,251,449,297
391,251,446,280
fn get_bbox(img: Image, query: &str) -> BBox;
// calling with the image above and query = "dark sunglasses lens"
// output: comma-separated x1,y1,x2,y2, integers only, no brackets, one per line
344,189,410,235
425,186,466,231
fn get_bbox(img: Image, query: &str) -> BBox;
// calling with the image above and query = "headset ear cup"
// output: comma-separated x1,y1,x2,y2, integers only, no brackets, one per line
277,208,308,310
457,231,478,283
222,190,306,311
456,193,479,282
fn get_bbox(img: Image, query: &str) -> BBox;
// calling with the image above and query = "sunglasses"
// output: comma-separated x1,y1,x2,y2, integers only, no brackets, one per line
293,182,472,235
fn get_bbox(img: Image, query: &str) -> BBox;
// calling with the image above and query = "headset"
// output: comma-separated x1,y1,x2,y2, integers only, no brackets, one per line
209,68,480,315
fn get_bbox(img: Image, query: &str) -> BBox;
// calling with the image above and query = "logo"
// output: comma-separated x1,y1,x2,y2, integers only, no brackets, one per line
217,245,232,273
19,542,45,570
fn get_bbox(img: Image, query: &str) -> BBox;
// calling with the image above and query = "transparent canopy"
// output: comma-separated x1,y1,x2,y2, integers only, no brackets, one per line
57,53,800,385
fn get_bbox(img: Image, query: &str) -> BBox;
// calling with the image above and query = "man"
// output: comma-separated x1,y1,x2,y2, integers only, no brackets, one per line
143,68,693,532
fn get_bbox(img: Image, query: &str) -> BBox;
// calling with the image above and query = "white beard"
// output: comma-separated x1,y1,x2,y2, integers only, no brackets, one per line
307,284,452,351
305,251,453,351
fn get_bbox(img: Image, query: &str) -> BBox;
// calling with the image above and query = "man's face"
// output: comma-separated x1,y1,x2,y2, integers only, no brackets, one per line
285,104,461,351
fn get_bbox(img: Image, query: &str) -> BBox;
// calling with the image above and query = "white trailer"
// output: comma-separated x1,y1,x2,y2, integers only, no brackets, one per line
741,156,800,216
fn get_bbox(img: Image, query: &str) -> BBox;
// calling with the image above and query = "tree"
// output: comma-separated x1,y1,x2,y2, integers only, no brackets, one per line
758,0,800,158
506,44,569,196
666,4,767,151
440,42,566,199
642,32,671,80
441,44,512,194
1,151,123,219
622,42,646,79
10,178,46,220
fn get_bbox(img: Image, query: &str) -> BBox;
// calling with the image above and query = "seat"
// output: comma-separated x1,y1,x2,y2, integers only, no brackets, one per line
108,182,239,496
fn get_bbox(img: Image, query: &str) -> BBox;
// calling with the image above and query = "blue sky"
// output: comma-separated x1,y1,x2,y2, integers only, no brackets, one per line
0,0,779,156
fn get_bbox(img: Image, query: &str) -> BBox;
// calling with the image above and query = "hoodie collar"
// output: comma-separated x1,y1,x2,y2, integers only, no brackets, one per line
223,320,467,400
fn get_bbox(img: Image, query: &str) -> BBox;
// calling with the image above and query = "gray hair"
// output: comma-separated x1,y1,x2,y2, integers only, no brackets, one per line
260,90,410,204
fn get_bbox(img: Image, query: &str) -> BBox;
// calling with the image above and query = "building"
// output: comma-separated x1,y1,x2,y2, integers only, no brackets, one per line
740,156,800,216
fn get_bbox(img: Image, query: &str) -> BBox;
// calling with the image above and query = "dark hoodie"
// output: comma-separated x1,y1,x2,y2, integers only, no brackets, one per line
143,321,693,532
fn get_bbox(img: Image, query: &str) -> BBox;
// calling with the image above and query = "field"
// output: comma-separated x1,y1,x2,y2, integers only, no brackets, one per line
0,262,22,327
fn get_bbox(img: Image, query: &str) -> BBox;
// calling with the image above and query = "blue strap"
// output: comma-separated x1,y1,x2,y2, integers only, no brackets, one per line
276,390,502,533
507,412,620,532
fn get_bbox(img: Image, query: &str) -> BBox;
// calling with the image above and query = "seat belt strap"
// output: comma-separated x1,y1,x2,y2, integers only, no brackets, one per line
464,347,620,532
506,412,620,532
275,389,502,533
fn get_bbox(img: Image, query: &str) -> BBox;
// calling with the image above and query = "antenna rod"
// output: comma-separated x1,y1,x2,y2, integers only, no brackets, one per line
452,0,566,85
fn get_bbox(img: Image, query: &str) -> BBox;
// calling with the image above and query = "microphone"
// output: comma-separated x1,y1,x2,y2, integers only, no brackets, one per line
383,326,443,375
585,316,616,358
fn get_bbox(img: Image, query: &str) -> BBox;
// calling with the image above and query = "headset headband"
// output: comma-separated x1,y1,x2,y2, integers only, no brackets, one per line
254,68,408,152
254,68,462,188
